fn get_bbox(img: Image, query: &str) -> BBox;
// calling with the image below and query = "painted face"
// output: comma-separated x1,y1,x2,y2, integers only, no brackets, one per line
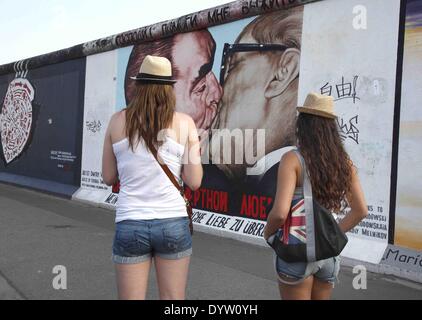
211,32,298,180
211,33,274,175
172,31,222,131
214,33,276,133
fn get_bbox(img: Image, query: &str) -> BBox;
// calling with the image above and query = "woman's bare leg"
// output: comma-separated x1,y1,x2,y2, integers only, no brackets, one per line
155,256,190,300
311,278,334,300
278,275,314,300
115,259,152,300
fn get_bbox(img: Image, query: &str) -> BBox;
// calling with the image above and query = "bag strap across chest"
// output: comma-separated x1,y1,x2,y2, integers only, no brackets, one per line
150,145,184,195
292,148,317,261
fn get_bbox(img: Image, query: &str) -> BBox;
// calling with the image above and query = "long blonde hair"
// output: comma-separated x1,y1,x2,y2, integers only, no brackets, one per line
125,83,175,153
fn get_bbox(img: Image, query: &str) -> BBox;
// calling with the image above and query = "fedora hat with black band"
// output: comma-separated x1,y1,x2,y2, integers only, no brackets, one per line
130,55,177,84
297,92,337,119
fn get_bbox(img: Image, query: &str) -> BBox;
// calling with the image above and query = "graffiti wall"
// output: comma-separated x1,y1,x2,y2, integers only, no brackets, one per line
0,58,86,196
2,0,422,279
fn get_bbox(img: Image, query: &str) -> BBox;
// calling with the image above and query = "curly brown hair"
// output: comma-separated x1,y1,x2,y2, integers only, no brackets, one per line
296,113,353,213
125,83,175,153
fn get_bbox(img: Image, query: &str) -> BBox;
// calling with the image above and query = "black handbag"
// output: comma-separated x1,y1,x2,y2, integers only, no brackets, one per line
267,150,348,262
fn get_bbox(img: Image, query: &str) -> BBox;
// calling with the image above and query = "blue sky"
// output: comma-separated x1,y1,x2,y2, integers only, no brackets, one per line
0,0,231,65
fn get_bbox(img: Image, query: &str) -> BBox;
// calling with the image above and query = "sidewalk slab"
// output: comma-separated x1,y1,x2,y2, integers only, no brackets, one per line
0,183,421,300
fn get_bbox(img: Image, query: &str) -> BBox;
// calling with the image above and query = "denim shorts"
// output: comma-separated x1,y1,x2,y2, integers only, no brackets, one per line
112,217,192,264
274,254,341,287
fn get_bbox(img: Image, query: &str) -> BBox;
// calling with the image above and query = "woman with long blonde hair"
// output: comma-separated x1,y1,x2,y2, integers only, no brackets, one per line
102,56,202,300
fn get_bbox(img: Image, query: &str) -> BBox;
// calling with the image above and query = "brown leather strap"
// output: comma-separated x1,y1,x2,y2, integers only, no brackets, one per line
150,145,184,194
149,144,194,236
151,147,193,235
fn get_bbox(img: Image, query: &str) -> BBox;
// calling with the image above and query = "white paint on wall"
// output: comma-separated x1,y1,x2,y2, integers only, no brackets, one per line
77,50,118,201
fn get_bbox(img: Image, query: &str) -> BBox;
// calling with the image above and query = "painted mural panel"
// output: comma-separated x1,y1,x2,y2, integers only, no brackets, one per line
395,0,422,251
101,8,303,238
298,0,401,263
194,8,303,238
0,58,85,189
77,1,417,265
1,78,34,164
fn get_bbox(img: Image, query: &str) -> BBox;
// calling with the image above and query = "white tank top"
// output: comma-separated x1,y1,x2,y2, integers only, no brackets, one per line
112,136,187,223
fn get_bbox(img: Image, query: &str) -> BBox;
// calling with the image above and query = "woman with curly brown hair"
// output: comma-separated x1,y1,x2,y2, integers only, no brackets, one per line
263,92,368,300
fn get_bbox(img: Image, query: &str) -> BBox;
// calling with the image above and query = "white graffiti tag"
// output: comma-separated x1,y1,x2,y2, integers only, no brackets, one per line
0,78,35,163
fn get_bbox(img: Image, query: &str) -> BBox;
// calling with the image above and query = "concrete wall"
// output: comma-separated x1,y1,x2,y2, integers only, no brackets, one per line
1,0,421,282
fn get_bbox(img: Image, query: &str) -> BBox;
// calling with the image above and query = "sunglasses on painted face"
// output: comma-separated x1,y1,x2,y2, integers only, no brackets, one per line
219,43,288,86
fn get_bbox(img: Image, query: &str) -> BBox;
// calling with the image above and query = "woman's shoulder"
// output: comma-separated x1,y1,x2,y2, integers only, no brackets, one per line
280,149,303,175
174,111,194,124
281,149,301,165
107,110,126,139
172,112,196,135
109,109,126,123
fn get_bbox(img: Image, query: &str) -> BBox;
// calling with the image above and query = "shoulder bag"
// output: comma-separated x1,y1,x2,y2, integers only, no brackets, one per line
267,150,348,262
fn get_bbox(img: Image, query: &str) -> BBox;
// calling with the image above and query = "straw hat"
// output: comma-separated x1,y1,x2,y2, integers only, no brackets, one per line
297,92,337,119
130,55,176,84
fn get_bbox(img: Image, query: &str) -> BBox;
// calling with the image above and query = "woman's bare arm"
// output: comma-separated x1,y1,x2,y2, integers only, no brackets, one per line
338,165,368,233
181,116,203,191
263,151,298,240
101,114,119,186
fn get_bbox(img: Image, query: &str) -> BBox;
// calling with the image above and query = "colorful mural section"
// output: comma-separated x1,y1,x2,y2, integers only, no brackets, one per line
2,0,416,278
395,0,422,251
194,8,303,239
75,0,407,266
0,58,86,196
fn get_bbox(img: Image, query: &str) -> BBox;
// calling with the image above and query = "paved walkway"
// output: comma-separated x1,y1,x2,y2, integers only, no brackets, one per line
0,182,421,300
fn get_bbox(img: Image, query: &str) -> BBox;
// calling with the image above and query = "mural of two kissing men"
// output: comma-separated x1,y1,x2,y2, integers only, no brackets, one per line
123,7,304,225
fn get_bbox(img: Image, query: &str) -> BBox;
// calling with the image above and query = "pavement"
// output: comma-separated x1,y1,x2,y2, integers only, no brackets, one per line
0,182,421,300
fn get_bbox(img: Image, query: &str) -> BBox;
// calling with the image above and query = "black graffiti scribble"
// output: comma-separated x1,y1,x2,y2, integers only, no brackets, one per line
321,76,360,104
320,81,332,96
86,120,102,133
337,115,359,144
161,14,199,36
241,0,292,15
208,6,230,24
116,26,154,46
1,1,315,76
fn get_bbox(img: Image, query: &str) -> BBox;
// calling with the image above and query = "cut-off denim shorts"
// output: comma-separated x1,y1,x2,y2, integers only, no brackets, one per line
112,216,192,264
274,253,341,287
268,232,341,286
